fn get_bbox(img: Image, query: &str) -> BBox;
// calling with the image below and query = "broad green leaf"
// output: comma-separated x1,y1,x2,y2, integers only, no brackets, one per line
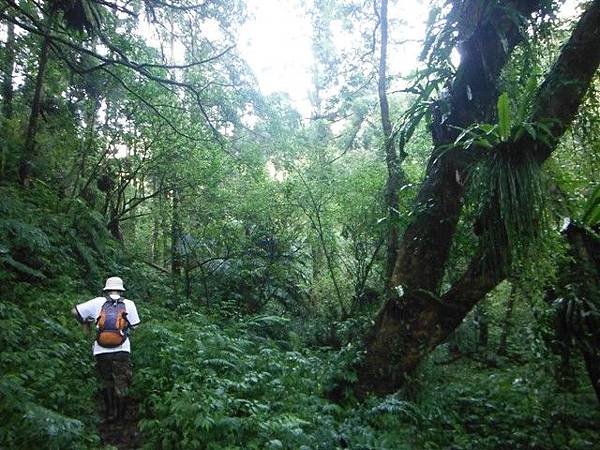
475,138,494,149
497,92,511,141
516,76,538,121
582,184,600,226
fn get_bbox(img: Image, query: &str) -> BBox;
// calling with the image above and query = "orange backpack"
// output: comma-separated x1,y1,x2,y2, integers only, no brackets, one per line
96,297,129,347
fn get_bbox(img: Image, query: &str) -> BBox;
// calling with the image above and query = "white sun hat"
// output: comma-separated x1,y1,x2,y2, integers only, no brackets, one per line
103,276,125,291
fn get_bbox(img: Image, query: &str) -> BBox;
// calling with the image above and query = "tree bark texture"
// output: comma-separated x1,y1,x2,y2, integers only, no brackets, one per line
357,0,600,397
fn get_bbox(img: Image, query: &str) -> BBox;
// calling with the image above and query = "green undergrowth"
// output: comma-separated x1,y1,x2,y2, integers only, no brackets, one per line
133,305,350,449
0,184,119,286
0,183,142,449
131,303,600,450
0,285,101,449
2,284,599,449
398,354,600,450
1,184,599,449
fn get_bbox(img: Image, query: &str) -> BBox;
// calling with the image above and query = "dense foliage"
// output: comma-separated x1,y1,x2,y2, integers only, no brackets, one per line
1,0,599,449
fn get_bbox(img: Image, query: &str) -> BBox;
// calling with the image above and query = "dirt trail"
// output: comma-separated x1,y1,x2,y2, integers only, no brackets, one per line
97,395,141,449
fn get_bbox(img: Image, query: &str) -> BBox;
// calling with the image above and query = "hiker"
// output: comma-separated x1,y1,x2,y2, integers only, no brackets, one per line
72,276,140,422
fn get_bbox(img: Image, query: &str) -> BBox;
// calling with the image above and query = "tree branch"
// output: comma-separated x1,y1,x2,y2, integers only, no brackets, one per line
527,0,600,163
2,0,232,149
145,0,209,13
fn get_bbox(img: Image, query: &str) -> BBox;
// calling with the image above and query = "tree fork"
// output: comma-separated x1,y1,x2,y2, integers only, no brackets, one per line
356,0,600,397
390,0,544,294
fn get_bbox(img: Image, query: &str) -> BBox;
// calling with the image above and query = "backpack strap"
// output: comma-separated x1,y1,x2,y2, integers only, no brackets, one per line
111,296,132,331
104,294,123,304
96,298,111,325
96,296,129,325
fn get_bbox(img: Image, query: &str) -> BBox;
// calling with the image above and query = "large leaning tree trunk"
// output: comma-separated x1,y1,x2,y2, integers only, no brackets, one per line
356,0,600,397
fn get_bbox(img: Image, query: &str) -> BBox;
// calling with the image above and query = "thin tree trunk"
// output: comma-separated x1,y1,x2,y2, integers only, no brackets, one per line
305,202,345,316
353,237,384,308
19,7,56,185
2,20,15,120
474,304,488,351
161,191,170,268
377,0,403,291
200,266,210,307
151,183,161,264
108,188,124,242
497,285,516,356
107,181,124,242
310,238,323,308
151,216,161,262
184,260,191,300
297,169,345,316
78,99,111,197
1,18,16,179
130,140,139,241
315,211,345,316
71,98,99,198
171,189,182,277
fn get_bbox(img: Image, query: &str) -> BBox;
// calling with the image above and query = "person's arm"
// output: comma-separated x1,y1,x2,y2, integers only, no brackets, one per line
71,307,83,322
71,304,94,336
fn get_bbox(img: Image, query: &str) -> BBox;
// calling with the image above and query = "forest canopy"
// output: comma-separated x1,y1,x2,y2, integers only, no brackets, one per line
0,0,599,449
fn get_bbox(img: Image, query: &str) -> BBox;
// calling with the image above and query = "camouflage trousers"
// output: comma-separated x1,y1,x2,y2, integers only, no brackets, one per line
95,351,132,398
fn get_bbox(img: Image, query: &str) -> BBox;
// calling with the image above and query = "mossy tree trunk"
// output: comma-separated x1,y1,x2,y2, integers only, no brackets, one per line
357,0,600,397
